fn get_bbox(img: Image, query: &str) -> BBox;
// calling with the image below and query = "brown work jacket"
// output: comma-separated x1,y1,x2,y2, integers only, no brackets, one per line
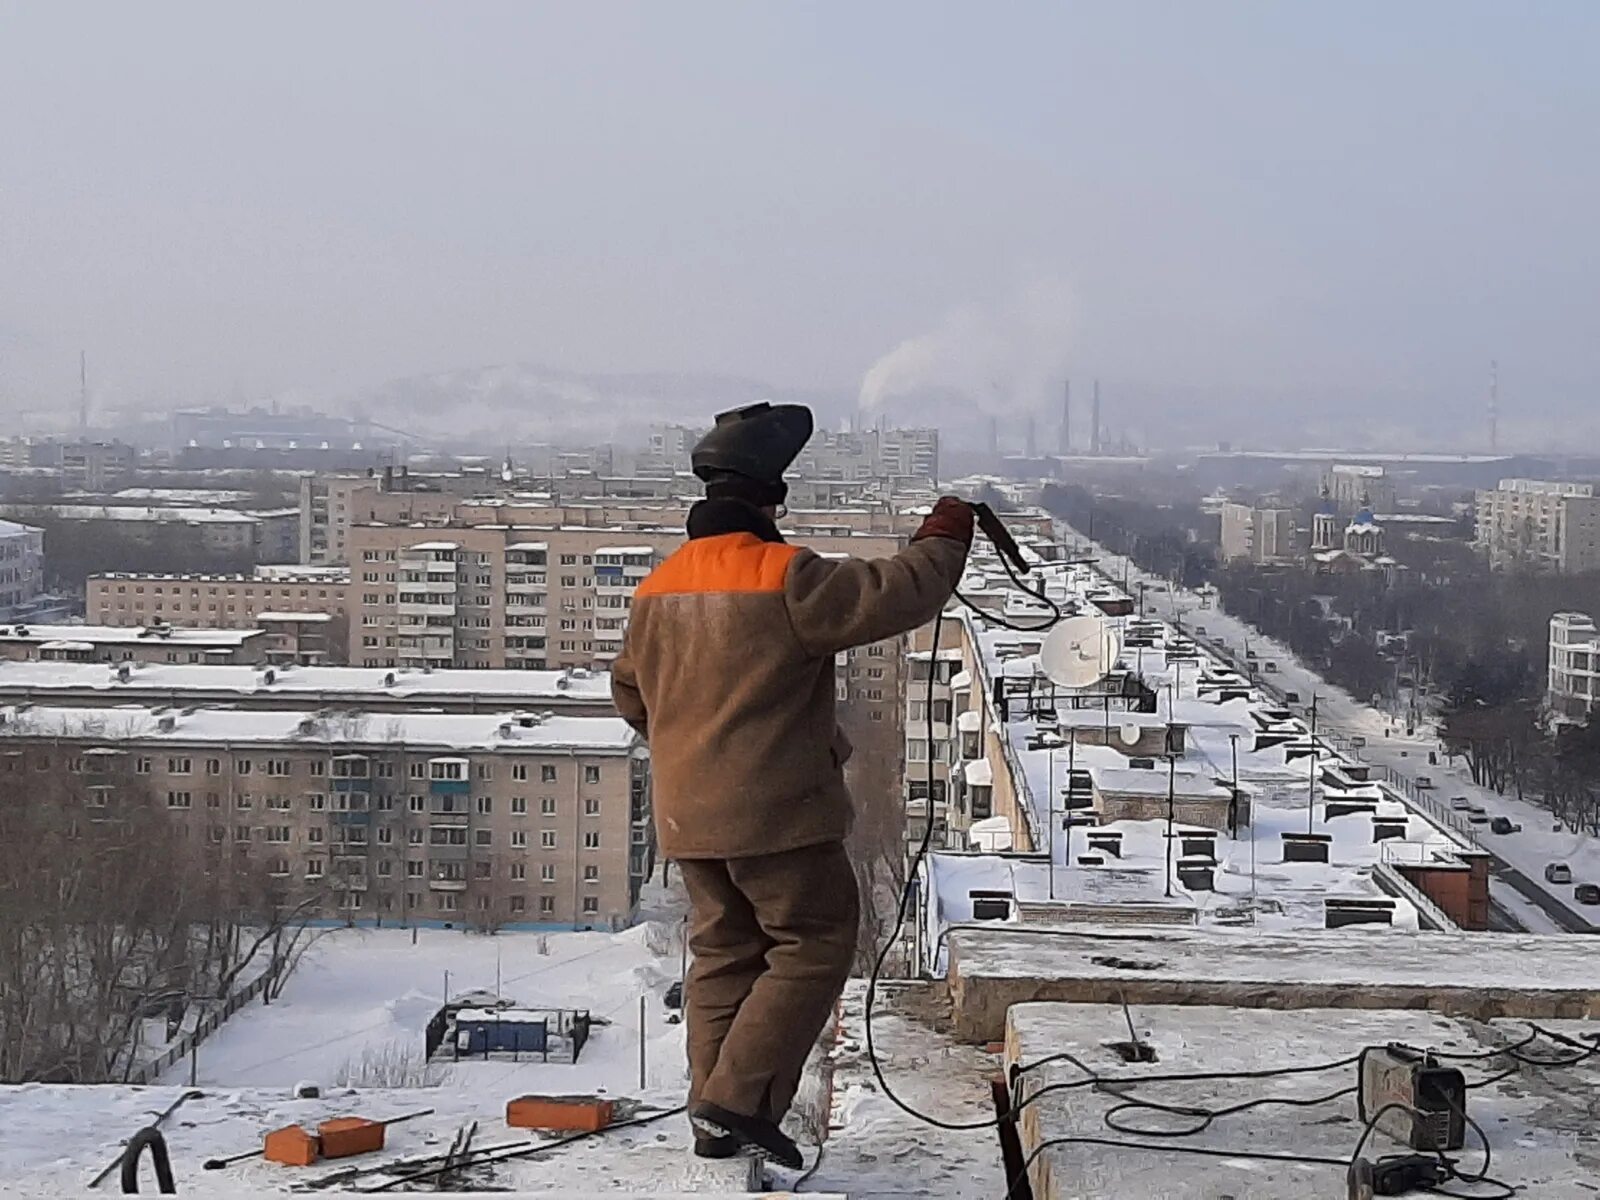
611,524,967,859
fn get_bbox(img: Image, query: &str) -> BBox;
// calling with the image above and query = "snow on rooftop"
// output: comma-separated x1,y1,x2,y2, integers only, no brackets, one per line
0,703,637,752
594,545,655,555
35,504,259,524
0,659,613,701
254,610,333,622
0,622,261,645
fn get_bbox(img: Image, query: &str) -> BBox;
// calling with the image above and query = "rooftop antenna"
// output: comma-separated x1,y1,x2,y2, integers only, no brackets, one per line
79,350,88,433
1488,360,1499,452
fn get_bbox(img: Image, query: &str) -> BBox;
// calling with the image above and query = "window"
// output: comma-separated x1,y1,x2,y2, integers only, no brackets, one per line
584,765,601,784
541,862,557,882
512,764,528,781
408,762,426,779
166,791,192,809
265,758,291,776
474,763,493,780
408,795,424,812
475,796,493,815
509,895,526,913
584,797,600,816
541,764,557,783
264,826,290,843
235,792,253,809
408,828,423,845
377,826,392,844
474,859,492,878
307,860,324,877
308,827,324,843
403,859,423,877
309,760,326,776
540,797,556,816
135,757,152,774
234,758,252,775
539,830,555,849
475,829,493,846
582,896,599,914
583,864,599,882
376,859,393,876
539,895,555,914
168,757,192,775
583,831,600,850
511,830,528,848
510,797,527,815
510,862,527,880
307,793,326,810
205,758,221,775
234,825,251,842
437,893,459,912
206,792,221,808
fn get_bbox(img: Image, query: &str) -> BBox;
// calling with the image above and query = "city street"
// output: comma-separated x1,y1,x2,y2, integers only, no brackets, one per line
1074,535,1600,934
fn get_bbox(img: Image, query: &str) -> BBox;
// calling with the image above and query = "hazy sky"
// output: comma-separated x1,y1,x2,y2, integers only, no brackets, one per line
2,2,1597,440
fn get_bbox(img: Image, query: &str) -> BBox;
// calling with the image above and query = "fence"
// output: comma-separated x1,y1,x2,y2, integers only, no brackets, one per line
123,969,277,1086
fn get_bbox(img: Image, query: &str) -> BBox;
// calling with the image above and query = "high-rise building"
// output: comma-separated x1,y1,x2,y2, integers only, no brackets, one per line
1548,611,1600,721
1219,503,1297,563
0,520,45,620
1475,479,1600,572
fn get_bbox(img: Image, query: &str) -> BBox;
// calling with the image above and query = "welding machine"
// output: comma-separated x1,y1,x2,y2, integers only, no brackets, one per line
1358,1043,1467,1151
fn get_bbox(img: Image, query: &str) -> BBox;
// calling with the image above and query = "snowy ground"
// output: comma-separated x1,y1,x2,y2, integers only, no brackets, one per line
1081,535,1600,933
0,881,1009,1196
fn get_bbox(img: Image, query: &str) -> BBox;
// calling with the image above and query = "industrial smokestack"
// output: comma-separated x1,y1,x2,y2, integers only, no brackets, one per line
1060,380,1071,455
987,415,998,457
1091,379,1102,455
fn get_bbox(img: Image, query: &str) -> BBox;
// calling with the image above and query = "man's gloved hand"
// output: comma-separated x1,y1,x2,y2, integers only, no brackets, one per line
912,496,975,546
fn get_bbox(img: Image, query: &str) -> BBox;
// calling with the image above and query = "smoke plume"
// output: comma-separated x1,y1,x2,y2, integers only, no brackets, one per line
855,281,1076,416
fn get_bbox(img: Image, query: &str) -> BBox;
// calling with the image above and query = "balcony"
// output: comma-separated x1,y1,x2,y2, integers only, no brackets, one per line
330,842,370,858
332,777,373,793
427,809,469,824
332,810,371,825
428,778,470,796
428,869,468,890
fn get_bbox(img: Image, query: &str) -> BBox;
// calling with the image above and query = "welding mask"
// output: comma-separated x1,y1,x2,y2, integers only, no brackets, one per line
691,402,813,512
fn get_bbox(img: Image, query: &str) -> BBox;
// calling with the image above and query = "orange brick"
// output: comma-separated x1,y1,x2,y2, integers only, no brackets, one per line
263,1124,319,1167
317,1116,386,1159
506,1095,614,1132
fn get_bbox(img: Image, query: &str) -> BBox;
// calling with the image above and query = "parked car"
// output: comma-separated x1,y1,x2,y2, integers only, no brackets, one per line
1194,625,1207,635
664,980,684,1009
1468,813,1490,826
1545,863,1573,885
1414,775,1434,790
1264,661,1279,673
1467,804,1487,816
1449,796,1471,811
1489,816,1521,835
1575,884,1600,906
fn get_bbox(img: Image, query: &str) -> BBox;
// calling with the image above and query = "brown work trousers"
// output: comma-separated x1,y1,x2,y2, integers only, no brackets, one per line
677,840,859,1124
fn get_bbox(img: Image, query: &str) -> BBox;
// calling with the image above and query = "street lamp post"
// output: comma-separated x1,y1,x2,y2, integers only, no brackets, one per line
1164,754,1177,899
1307,693,1319,834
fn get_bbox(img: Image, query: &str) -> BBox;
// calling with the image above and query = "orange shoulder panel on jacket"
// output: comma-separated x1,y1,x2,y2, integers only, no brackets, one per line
635,533,801,597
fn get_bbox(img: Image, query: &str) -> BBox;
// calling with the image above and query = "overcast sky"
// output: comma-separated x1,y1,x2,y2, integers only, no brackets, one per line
2,2,1596,441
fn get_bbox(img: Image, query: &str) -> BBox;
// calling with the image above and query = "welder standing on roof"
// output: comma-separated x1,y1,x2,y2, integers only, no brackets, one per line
610,403,972,1168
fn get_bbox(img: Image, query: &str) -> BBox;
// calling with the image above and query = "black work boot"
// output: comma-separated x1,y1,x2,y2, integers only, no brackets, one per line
692,1133,740,1159
688,1100,802,1170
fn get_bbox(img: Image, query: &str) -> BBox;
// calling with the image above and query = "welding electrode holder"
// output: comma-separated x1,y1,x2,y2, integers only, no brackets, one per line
969,501,1030,575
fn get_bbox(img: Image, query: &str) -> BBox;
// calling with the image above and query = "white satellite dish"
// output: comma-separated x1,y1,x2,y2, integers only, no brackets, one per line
1039,615,1121,688
1119,722,1142,746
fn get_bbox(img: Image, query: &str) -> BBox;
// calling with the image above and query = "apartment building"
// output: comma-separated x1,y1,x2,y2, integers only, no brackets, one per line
1475,479,1600,572
0,502,264,559
0,703,648,930
87,567,353,663
1325,464,1396,514
633,423,940,489
0,520,44,619
1219,502,1297,563
1548,611,1600,722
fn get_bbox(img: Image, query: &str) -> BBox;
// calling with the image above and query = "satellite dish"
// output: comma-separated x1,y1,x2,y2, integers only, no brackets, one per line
1040,615,1120,688
1119,722,1142,746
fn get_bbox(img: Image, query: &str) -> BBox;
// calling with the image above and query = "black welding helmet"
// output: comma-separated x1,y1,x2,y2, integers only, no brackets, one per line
691,402,813,508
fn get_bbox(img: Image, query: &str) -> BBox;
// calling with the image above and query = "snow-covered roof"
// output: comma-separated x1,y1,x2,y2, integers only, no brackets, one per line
957,710,981,732
404,540,460,551
29,504,258,524
254,611,333,622
0,703,638,753
964,759,993,786
506,541,549,551
0,660,613,703
0,622,261,646
593,545,655,556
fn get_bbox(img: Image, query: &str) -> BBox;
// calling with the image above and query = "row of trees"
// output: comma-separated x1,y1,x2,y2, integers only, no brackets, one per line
0,759,321,1083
